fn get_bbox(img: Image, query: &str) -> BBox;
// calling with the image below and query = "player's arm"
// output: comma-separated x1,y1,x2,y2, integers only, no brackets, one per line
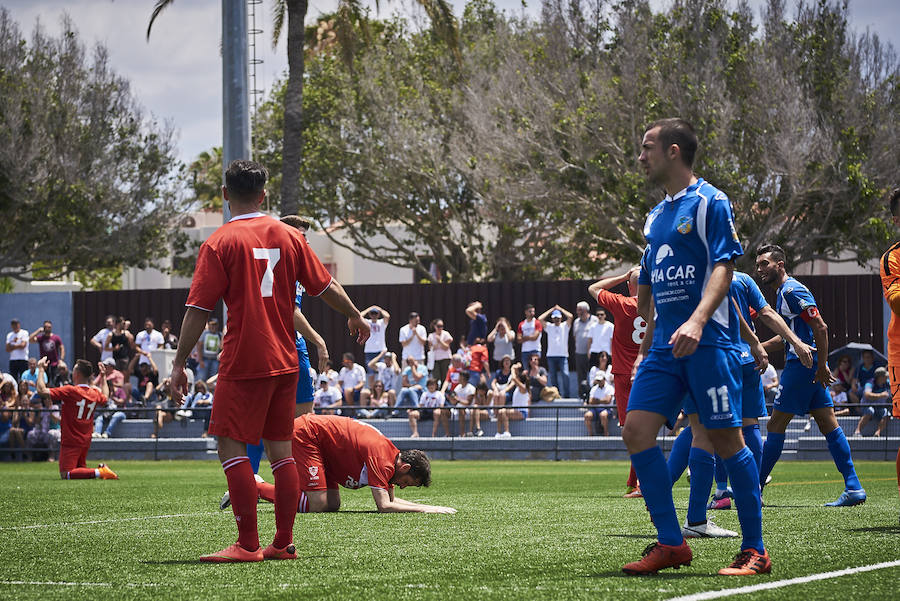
670,260,734,358
536,307,554,323
171,307,211,405
370,487,456,514
97,362,109,400
35,357,50,396
89,334,103,352
806,312,835,388
633,291,656,381
317,281,370,344
556,305,574,327
734,298,768,374
294,307,329,372
367,349,386,370
28,327,42,342
755,305,813,368
465,301,481,320
588,269,632,299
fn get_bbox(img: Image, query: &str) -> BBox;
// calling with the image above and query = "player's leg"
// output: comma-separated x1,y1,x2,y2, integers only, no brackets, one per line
59,444,99,479
496,408,508,436
854,409,871,436
599,409,609,435
583,409,595,436
760,409,792,486
247,441,265,474
811,405,865,506
667,424,693,484
614,374,639,493
874,410,889,436
680,413,736,538
409,410,421,437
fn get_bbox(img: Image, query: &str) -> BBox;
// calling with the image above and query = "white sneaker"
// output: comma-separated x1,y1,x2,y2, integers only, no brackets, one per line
682,519,739,538
219,490,231,510
92,432,101,438
764,474,773,485
101,433,109,439
501,431,512,438
254,473,265,484
495,432,503,438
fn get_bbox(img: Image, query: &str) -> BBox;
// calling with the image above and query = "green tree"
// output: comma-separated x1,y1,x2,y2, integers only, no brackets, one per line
0,11,189,284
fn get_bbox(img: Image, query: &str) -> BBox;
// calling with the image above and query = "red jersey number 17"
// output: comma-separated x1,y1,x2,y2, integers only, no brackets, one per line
253,248,281,298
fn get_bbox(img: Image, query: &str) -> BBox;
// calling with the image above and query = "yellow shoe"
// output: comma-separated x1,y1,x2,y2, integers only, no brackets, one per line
97,464,118,480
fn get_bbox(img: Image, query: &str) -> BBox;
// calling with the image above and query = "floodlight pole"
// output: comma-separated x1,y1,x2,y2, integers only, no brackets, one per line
222,0,251,224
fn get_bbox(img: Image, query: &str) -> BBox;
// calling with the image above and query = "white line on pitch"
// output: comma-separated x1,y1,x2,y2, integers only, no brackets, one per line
666,559,900,601
0,512,221,531
0,581,159,588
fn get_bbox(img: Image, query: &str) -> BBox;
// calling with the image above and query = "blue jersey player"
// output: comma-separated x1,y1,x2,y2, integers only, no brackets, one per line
622,118,769,577
755,244,866,507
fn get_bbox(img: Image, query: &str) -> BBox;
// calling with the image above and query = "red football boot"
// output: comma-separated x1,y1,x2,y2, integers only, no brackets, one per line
622,541,693,575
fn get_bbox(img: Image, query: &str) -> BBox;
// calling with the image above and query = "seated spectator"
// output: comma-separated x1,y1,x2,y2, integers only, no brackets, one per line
588,351,612,391
409,378,446,438
854,366,891,436
337,352,368,416
153,378,176,438
368,350,401,400
19,358,47,394
195,316,223,382
453,372,476,437
50,361,72,388
851,350,877,402
760,363,779,406
441,353,466,393
433,389,455,437
1,381,25,459
523,353,548,403
467,338,489,387
428,319,453,385
314,374,342,415
176,380,213,419
358,380,391,419
25,394,60,461
468,383,492,437
395,356,428,415
584,373,616,436
487,317,516,370
321,359,340,388
489,356,515,407
130,351,159,407
161,320,178,349
94,381,128,439
831,381,852,417
496,362,529,438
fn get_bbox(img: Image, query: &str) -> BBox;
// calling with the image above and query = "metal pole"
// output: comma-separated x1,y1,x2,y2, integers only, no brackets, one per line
221,0,251,224
554,405,560,461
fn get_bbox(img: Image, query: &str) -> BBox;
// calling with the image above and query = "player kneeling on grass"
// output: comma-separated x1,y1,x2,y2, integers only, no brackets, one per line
35,357,118,480
223,413,456,514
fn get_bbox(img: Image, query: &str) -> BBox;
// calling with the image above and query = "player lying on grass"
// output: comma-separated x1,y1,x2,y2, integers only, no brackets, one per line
223,413,456,514
35,357,118,480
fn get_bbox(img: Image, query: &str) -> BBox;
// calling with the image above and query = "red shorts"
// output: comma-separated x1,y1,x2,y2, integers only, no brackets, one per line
59,444,89,475
614,373,632,426
208,372,299,444
292,436,335,492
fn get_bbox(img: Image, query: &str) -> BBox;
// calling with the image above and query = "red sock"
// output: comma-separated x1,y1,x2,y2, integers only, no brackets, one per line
271,457,299,548
64,468,97,479
257,481,276,503
627,464,638,488
222,456,259,551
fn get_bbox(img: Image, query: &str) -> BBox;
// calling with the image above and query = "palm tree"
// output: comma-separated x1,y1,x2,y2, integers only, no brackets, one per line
147,0,458,217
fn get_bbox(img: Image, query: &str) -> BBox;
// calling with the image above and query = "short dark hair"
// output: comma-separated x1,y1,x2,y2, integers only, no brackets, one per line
459,371,470,381
524,304,534,311
144,316,154,324
426,378,437,387
756,244,786,264
73,359,93,380
342,352,355,362
224,160,268,201
476,382,488,392
890,188,900,217
281,215,311,230
409,312,419,319
400,449,431,487
649,118,698,167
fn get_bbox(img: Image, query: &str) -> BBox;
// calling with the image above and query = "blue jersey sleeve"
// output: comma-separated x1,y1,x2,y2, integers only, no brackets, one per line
704,193,744,265
744,276,768,313
638,245,652,286
783,284,817,314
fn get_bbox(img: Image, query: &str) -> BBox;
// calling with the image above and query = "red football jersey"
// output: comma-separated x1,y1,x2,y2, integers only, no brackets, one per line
50,385,108,448
294,414,399,491
186,213,333,380
596,289,647,375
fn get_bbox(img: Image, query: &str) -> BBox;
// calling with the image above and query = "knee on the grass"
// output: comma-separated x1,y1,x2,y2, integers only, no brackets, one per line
307,491,340,512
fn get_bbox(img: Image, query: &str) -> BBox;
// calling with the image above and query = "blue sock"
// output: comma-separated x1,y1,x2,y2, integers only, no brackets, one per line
247,441,265,475
759,431,785,485
723,446,764,554
825,427,862,490
631,446,682,546
687,447,714,525
714,454,728,492
742,424,763,473
667,426,693,484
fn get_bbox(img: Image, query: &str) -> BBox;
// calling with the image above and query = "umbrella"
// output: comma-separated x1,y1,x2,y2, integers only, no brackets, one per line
828,342,887,368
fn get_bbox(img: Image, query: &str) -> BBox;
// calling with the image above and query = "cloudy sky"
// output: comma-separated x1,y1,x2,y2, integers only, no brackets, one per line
3,0,898,167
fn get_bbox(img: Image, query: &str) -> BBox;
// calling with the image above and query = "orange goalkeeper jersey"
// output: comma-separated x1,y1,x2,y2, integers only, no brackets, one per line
880,241,900,365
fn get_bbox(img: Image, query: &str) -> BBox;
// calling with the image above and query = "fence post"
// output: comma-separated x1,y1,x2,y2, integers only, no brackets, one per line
554,405,560,461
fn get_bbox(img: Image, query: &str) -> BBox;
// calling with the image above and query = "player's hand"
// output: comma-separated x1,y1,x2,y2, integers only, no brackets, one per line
348,314,371,345
425,506,457,514
631,352,645,382
814,365,835,389
316,345,329,373
794,342,814,369
37,356,49,370
750,342,769,374
169,364,189,406
97,362,107,378
669,318,703,358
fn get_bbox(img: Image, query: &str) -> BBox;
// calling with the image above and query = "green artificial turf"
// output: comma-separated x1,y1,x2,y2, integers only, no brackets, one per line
0,459,898,600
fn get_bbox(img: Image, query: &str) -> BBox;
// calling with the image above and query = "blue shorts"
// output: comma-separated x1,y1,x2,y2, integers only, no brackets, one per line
741,361,767,419
629,346,742,430
296,342,314,405
773,361,832,416
864,405,888,420
587,406,614,420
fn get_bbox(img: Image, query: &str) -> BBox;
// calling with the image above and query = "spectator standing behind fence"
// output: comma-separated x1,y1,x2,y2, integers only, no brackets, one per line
399,312,427,363
161,320,179,349
517,305,543,364
428,319,453,385
90,316,116,364
105,317,134,373
6,319,30,381
466,301,488,346
30,321,64,384
854,366,891,436
195,317,223,382
487,317,515,369
587,308,614,365
539,305,574,398
362,306,390,383
135,317,164,365
571,303,598,399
